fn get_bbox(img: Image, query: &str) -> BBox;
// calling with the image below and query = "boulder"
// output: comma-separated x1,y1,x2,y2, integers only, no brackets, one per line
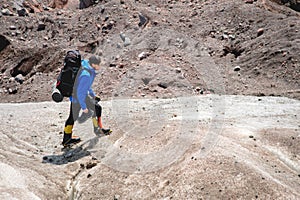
0,35,10,52
138,12,149,27
257,28,264,37
79,0,94,9
1,8,13,16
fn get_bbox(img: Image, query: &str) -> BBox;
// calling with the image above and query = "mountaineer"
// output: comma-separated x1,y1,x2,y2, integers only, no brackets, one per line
62,55,111,147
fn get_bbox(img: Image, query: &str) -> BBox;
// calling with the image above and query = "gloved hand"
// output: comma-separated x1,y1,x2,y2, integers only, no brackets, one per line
94,95,101,102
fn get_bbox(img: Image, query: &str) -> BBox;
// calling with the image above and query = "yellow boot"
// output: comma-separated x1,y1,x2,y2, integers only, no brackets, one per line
62,125,81,146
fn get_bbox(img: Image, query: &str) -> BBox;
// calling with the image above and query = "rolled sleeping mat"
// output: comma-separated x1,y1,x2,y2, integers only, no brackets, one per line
52,82,63,102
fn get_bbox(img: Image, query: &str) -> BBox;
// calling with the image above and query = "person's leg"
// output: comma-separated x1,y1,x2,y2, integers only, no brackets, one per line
86,97,110,135
62,102,81,145
86,97,100,128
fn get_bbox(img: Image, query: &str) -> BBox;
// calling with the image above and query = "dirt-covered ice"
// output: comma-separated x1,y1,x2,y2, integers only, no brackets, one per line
0,95,299,199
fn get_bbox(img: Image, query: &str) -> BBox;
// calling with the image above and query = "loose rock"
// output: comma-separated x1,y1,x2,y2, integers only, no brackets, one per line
234,66,241,72
120,32,126,42
8,88,17,94
138,12,148,27
9,25,17,30
0,35,10,52
257,28,264,37
9,77,15,82
37,22,46,31
2,9,13,16
17,8,28,17
124,37,131,47
15,74,24,84
175,68,182,73
158,83,168,89
245,0,254,4
114,194,121,200
86,162,97,169
138,52,149,60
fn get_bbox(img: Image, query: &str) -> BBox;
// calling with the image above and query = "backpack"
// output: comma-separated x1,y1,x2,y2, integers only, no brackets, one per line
52,50,82,102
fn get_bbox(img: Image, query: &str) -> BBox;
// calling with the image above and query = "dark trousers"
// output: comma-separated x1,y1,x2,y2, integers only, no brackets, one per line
65,96,102,127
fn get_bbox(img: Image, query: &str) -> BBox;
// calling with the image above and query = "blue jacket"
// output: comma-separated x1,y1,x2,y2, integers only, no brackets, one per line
70,60,96,109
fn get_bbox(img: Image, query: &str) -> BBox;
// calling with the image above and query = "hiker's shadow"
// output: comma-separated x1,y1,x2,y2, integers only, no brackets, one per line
42,136,102,165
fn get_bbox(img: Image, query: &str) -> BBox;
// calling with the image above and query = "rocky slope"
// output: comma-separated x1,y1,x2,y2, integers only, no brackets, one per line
0,0,299,103
0,1,299,199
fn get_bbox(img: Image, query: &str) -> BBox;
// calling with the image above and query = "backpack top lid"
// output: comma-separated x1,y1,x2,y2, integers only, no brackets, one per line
64,50,81,67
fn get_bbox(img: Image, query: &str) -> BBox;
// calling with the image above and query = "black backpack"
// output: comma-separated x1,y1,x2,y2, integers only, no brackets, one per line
52,50,82,102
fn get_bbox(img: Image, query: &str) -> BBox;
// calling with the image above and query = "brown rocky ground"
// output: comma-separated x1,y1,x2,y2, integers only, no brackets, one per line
0,0,299,199
0,0,299,103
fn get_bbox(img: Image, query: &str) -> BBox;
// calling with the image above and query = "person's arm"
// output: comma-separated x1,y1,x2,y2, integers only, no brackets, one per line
88,88,95,98
76,76,90,110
